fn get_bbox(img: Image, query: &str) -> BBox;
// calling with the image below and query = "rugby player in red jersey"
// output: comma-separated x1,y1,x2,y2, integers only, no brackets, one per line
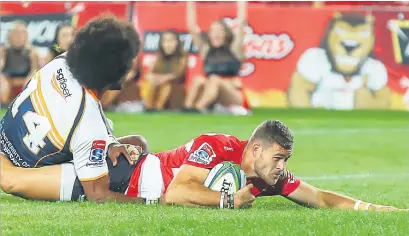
1,120,407,211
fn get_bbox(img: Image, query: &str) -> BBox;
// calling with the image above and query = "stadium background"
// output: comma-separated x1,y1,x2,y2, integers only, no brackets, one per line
2,1,409,110
1,2,409,235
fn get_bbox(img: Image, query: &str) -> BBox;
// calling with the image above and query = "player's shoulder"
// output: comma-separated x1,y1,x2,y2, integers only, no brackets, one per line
194,133,245,155
33,55,88,140
39,53,83,102
70,94,110,151
80,92,108,133
196,133,241,145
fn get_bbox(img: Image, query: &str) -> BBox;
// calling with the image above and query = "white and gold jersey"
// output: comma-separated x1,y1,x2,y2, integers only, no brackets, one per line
0,53,114,181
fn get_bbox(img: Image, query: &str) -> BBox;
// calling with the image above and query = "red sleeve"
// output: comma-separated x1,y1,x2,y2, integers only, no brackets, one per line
279,170,301,196
247,170,301,197
183,136,225,169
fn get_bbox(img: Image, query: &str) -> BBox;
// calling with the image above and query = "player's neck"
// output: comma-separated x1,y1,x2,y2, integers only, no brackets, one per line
84,88,100,100
241,148,257,178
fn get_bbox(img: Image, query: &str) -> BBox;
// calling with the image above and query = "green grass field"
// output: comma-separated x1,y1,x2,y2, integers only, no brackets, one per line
1,109,409,235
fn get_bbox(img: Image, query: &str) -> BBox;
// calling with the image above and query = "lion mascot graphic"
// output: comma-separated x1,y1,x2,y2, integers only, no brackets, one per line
288,12,391,110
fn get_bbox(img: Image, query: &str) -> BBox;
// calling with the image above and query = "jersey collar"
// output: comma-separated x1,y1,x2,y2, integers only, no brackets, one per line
84,88,100,101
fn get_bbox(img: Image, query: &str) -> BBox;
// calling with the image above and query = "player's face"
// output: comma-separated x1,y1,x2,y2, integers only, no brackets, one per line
253,143,292,185
161,32,178,56
209,21,226,48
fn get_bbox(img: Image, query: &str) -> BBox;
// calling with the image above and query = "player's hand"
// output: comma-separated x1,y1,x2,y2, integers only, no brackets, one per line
233,184,255,209
108,143,142,166
370,204,408,212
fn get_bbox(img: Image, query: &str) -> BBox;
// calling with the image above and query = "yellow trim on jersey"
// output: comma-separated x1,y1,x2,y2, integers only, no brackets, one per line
69,93,86,153
33,90,64,150
79,172,108,182
34,72,66,150
85,88,99,101
31,90,64,150
34,150,61,167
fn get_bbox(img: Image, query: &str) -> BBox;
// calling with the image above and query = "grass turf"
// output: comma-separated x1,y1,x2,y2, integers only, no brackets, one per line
1,108,409,235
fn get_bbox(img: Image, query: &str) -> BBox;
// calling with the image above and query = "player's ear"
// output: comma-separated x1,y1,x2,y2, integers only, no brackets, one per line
251,142,262,158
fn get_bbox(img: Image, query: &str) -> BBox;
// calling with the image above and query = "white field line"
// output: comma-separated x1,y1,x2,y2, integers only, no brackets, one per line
293,128,409,135
299,173,409,181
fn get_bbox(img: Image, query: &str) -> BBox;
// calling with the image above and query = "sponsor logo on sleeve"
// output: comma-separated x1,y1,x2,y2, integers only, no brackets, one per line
224,146,234,151
89,140,106,162
86,140,106,168
188,142,216,165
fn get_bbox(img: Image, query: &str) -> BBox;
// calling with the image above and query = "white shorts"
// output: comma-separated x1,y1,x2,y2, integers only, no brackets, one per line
60,162,77,201
59,154,165,202
128,153,164,200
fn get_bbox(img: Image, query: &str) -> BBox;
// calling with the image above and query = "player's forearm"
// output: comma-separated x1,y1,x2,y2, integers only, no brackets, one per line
315,190,358,209
288,181,400,211
316,190,385,211
82,175,145,204
318,190,407,212
165,181,221,207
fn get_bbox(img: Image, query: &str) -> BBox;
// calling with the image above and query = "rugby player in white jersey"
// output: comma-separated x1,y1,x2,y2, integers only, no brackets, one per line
0,17,149,203
1,120,407,211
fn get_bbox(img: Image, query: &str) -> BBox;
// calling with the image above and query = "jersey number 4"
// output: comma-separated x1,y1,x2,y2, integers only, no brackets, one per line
12,78,52,154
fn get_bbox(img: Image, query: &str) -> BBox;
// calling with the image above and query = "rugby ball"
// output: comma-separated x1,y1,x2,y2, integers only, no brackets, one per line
203,161,247,194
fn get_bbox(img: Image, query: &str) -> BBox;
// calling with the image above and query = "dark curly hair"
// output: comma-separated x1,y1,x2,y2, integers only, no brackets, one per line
66,16,140,92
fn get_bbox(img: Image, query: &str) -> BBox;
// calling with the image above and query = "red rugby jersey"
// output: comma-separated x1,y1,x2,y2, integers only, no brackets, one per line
126,133,300,197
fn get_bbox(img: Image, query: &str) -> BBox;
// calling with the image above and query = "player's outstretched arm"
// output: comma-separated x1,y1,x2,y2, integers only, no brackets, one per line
286,181,407,212
164,164,254,209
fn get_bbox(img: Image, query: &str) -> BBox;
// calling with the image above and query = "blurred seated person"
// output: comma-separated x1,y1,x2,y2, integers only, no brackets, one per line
183,1,249,115
145,30,188,112
45,24,75,63
0,21,39,105
100,56,144,113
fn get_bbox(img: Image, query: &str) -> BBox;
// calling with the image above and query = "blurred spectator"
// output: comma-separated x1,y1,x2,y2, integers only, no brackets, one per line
45,24,75,63
100,56,144,113
145,30,188,112
183,1,249,115
0,21,39,105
